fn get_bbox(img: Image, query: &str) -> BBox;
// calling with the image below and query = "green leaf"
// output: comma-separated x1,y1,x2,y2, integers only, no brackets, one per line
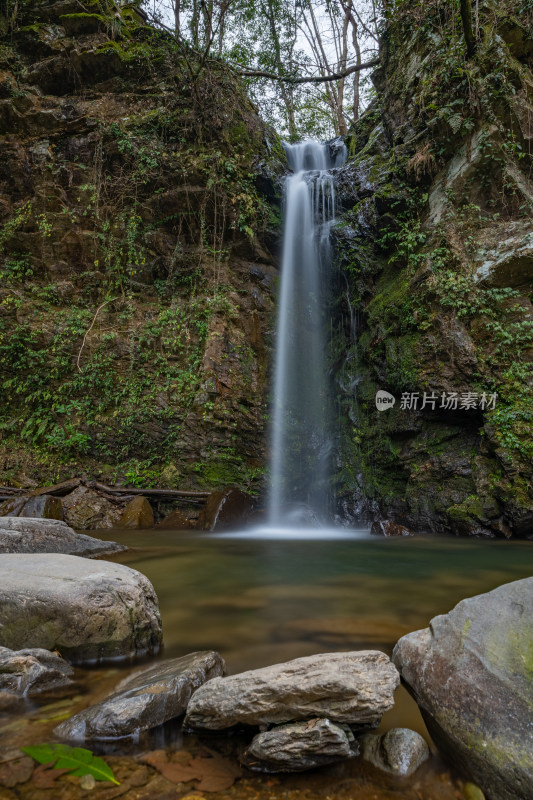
21,744,119,785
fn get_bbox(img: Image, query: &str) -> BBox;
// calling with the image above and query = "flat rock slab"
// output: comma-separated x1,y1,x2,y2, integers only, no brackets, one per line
185,651,399,730
241,718,359,773
361,728,429,777
0,646,74,695
55,651,225,741
0,517,125,557
0,554,162,664
393,577,533,800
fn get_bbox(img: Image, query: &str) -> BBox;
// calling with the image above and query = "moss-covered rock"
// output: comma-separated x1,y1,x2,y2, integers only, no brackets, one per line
393,578,533,800
0,0,285,494
334,0,533,537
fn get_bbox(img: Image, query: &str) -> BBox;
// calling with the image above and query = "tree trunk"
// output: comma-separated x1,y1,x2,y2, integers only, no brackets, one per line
264,0,297,140
460,0,476,58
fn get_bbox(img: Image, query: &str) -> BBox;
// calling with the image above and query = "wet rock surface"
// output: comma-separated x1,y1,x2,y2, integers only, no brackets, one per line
393,577,533,800
197,487,255,532
55,651,225,741
240,718,359,773
360,728,429,777
0,517,125,556
118,496,154,529
185,651,399,729
0,554,162,663
370,520,414,537
0,646,74,696
0,494,63,520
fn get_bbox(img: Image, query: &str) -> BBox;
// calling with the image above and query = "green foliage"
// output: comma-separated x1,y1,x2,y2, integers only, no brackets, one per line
21,743,119,785
0,254,32,283
0,201,32,248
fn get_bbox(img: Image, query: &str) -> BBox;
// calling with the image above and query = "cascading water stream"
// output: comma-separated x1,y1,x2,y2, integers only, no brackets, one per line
268,140,346,526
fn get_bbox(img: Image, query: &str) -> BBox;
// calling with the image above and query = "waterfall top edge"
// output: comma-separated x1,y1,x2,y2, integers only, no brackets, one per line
283,139,347,172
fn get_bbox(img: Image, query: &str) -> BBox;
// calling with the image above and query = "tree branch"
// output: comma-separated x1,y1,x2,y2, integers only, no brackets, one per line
234,57,380,84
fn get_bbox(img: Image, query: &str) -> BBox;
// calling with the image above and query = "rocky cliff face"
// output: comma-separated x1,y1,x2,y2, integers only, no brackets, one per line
0,0,284,491
334,0,533,537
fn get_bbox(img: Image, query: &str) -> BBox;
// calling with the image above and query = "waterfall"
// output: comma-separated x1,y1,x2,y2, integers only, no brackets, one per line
268,140,346,525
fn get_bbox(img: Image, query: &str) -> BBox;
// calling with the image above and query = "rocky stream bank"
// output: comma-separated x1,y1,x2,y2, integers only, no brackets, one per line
0,522,531,800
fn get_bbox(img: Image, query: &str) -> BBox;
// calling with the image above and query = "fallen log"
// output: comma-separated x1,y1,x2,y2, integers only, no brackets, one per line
90,481,210,499
29,478,82,497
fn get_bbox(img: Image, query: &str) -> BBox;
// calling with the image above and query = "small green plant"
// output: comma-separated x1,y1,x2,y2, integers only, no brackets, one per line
21,743,119,785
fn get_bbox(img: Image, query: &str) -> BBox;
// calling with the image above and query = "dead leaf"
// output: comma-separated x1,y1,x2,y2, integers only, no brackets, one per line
0,756,33,788
31,764,71,789
192,754,241,792
142,750,241,792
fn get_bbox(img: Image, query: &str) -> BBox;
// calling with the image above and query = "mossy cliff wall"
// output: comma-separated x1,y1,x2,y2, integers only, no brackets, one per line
334,0,533,537
0,0,285,490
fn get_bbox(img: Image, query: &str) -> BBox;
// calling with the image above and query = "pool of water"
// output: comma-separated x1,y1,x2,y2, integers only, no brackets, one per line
99,528,533,674
1,529,531,798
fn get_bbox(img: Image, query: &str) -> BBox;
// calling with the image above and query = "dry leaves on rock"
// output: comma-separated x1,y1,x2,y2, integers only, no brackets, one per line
142,749,241,791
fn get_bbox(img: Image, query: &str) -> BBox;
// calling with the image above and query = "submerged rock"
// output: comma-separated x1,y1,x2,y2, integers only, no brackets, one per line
0,554,162,663
185,651,399,730
197,487,254,532
370,520,414,537
118,496,154,529
240,718,358,773
156,509,194,529
55,651,225,741
0,646,74,696
360,728,429,776
393,578,533,800
0,517,125,557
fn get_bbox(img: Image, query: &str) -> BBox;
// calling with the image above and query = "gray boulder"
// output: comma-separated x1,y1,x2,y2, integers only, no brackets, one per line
54,651,225,741
0,554,162,664
393,578,533,800
360,728,429,777
185,651,399,730
0,517,125,557
240,718,358,773
18,494,63,520
0,646,74,695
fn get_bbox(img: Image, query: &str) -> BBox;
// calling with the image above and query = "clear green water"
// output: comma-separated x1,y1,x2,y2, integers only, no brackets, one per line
100,530,533,674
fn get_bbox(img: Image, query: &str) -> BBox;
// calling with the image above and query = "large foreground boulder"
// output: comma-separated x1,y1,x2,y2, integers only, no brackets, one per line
393,578,533,800
240,718,359,773
0,517,125,557
185,651,399,730
55,651,225,741
0,554,162,664
0,646,74,695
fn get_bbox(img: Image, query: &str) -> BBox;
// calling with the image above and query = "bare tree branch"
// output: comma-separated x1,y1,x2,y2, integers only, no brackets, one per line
234,57,379,84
